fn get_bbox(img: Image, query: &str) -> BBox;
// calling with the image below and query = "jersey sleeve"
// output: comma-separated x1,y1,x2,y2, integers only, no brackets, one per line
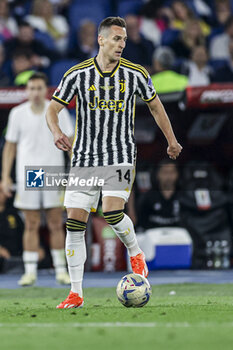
5,108,20,143
52,70,78,106
136,68,157,102
58,108,74,138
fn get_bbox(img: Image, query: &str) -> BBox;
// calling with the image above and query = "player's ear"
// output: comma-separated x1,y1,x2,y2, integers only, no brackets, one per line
98,34,104,47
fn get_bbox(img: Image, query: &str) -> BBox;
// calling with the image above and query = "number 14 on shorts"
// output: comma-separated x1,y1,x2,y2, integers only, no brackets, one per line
116,169,131,184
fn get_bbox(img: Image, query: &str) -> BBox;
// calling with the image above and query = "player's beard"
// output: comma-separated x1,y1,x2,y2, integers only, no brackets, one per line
109,55,118,63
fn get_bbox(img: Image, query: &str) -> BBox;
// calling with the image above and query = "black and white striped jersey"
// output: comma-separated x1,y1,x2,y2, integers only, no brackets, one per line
52,57,156,167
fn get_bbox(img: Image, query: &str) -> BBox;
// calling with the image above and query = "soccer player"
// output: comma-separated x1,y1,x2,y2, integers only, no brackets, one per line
46,17,182,309
2,72,74,286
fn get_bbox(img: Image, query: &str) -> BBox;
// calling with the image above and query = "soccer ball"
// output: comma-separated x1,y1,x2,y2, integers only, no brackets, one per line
116,273,152,308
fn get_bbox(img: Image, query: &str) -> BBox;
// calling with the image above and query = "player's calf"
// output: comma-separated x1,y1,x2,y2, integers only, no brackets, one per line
103,210,148,277
103,210,141,256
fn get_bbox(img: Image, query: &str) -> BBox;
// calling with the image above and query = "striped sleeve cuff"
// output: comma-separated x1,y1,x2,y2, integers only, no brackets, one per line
142,92,157,102
52,96,69,106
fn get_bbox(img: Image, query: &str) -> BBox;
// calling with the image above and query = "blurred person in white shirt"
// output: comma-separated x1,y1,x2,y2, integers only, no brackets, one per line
1,72,74,286
210,16,233,60
182,45,213,86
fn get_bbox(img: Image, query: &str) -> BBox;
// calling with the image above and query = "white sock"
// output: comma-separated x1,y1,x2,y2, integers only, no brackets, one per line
50,249,67,275
110,214,142,257
23,251,39,275
66,230,86,297
68,266,84,296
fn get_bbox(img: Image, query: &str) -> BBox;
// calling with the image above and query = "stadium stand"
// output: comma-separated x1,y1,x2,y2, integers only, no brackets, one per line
49,59,78,85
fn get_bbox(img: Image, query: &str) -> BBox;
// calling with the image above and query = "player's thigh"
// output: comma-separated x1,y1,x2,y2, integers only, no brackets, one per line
45,207,63,231
102,164,135,212
22,209,41,231
102,195,126,212
64,189,100,222
67,208,89,223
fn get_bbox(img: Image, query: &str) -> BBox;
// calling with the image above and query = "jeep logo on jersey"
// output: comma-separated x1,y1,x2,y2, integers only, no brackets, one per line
88,96,125,112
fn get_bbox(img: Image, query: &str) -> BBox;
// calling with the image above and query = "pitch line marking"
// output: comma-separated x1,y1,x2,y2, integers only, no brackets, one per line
1,322,233,328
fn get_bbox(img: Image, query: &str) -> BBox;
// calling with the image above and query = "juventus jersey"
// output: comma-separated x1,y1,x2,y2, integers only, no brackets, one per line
52,57,156,167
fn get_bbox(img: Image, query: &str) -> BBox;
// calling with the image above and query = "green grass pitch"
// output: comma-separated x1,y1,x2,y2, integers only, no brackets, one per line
1,284,233,350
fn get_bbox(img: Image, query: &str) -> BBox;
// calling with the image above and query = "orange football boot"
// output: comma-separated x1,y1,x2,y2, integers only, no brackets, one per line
130,252,149,278
56,291,84,309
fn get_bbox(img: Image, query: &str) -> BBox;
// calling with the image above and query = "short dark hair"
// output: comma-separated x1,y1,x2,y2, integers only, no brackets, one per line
27,72,48,85
150,159,179,189
153,46,175,70
225,15,233,30
98,16,126,35
18,20,32,29
12,48,32,60
157,158,178,169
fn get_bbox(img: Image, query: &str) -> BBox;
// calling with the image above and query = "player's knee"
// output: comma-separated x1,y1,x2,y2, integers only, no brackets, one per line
66,218,87,232
47,217,63,233
25,217,40,232
66,219,86,245
103,210,124,226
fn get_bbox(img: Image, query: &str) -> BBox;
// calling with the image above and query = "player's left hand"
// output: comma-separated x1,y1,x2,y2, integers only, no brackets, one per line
167,142,182,160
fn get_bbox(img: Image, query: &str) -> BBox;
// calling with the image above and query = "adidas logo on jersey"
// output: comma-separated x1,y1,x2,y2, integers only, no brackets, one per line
88,85,96,91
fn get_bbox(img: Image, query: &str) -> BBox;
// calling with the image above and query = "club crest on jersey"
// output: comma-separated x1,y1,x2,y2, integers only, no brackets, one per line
119,79,126,93
88,96,125,112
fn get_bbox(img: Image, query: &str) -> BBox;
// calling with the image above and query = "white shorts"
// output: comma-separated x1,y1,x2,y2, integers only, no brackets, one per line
64,165,135,213
14,182,64,210
64,189,131,213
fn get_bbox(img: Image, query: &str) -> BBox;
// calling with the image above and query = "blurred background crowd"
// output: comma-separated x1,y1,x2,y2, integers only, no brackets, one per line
0,0,233,275
0,0,232,86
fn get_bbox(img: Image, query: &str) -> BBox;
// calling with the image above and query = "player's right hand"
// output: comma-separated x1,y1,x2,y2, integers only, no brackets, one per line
1,177,13,198
54,132,72,152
